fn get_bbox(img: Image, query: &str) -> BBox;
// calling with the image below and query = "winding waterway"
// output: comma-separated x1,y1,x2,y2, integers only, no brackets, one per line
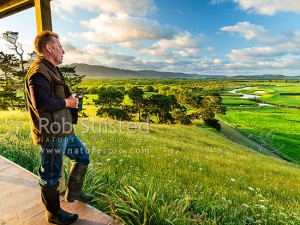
229,87,276,107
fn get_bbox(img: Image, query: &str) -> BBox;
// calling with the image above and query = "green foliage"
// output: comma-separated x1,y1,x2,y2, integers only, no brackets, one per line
128,87,144,122
2,31,27,69
2,31,35,110
27,51,37,64
186,92,226,129
143,94,176,123
144,85,156,92
87,86,99,94
0,51,23,109
172,106,192,125
0,52,20,76
94,86,131,120
106,185,196,225
60,66,85,89
128,87,144,104
95,86,124,106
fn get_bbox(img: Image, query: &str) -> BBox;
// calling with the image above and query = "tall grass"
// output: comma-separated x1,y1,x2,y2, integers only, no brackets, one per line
0,111,39,173
1,111,300,224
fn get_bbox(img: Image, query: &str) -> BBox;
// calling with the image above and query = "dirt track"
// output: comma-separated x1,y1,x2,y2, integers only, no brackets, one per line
219,120,285,161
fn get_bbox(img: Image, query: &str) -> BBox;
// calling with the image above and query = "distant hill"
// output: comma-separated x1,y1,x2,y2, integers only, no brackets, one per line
64,63,225,79
231,74,300,80
63,63,300,80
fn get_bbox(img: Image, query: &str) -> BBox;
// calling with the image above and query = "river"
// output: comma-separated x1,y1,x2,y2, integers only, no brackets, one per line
229,87,276,107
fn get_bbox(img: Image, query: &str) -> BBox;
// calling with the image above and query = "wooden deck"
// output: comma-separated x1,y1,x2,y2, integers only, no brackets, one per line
0,155,119,225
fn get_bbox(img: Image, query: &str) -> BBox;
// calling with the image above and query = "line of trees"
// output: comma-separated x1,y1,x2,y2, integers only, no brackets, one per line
93,85,226,130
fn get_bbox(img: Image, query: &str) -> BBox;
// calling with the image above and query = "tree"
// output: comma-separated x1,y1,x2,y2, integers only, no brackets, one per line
0,52,22,109
2,31,30,110
2,31,27,71
171,104,191,125
60,66,85,90
28,51,37,64
187,92,226,130
127,86,144,122
143,94,176,124
94,86,130,120
144,85,155,92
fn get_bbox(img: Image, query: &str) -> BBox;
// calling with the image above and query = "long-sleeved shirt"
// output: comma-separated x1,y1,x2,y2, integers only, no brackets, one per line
28,73,66,112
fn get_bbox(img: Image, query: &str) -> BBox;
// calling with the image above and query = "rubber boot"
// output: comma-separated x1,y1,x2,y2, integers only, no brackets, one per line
65,164,93,203
41,185,78,225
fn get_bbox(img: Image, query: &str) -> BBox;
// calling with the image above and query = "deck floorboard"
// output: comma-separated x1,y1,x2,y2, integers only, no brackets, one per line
0,156,119,225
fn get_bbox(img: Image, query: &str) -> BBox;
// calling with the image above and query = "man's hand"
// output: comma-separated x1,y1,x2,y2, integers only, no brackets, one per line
65,94,79,108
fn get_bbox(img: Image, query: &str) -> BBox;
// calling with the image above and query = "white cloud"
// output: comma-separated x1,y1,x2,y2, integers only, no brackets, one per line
206,47,215,52
225,62,252,70
52,0,157,16
61,39,110,65
257,57,297,68
223,55,298,73
213,59,223,65
227,46,283,61
144,32,208,58
220,21,274,43
52,6,74,23
210,0,230,5
61,39,145,69
75,13,177,43
119,41,145,51
276,30,300,54
233,0,300,15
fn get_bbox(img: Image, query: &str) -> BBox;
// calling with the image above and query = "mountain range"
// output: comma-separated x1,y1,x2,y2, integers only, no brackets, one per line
64,63,300,80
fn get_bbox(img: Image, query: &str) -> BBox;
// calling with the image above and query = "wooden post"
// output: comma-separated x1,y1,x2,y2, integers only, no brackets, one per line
34,0,52,33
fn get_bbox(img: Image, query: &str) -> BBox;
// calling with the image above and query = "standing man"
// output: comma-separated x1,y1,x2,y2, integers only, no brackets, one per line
25,31,92,224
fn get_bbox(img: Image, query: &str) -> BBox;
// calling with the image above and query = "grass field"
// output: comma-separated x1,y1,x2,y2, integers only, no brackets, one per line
220,82,300,164
1,110,300,224
231,83,300,107
218,106,300,163
221,96,256,106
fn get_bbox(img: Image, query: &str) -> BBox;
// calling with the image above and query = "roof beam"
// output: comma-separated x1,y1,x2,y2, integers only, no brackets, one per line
0,0,34,19
0,0,52,33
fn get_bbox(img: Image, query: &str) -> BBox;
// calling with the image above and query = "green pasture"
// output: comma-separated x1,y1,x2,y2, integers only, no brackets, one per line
218,106,300,163
220,82,300,164
222,96,256,106
230,83,300,107
0,111,300,224
260,94,300,107
259,83,300,93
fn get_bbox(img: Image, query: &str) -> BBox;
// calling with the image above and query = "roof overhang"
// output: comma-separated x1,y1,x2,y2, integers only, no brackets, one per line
0,0,35,19
0,0,52,32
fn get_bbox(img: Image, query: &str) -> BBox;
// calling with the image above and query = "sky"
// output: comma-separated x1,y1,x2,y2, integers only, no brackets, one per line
1,0,300,76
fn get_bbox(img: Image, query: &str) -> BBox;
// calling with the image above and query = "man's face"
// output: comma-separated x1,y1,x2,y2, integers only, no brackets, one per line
49,37,65,66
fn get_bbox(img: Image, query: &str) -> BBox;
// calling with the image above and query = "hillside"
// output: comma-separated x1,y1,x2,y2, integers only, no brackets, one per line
1,111,300,224
65,63,204,79
62,63,300,80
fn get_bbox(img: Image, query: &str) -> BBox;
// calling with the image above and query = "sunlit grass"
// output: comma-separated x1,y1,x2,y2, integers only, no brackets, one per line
0,110,300,224
222,96,256,106
218,106,300,163
229,83,300,107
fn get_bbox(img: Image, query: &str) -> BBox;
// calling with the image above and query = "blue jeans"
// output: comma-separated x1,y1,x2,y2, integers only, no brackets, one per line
38,134,90,188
